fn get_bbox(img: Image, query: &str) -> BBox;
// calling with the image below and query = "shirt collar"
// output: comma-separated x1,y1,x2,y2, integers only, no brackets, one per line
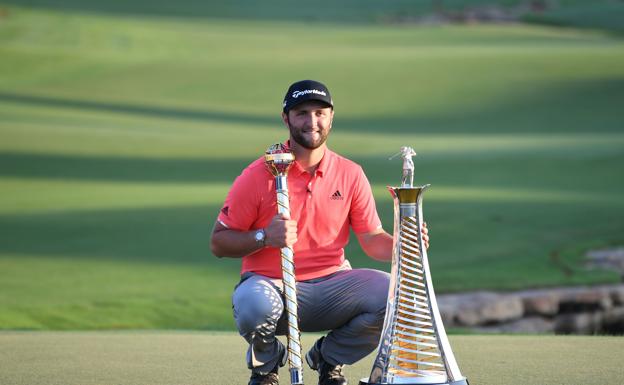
315,148,332,177
284,140,332,178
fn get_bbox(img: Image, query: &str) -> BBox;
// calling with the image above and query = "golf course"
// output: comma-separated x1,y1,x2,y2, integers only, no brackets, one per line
0,1,623,384
2,331,624,385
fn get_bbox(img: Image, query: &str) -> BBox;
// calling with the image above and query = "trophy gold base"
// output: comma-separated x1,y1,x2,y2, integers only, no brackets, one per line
359,379,469,385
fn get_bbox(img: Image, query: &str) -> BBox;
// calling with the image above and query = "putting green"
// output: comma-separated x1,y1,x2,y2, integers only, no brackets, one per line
1,332,622,385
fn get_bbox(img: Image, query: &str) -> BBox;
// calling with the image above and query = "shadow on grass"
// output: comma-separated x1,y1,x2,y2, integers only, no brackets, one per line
0,197,621,291
2,150,622,195
0,92,280,127
0,151,252,183
2,77,624,135
0,151,485,185
0,204,238,270
341,77,624,134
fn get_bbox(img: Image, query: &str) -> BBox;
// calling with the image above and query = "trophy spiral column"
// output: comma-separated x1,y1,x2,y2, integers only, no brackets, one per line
361,147,468,385
264,143,304,385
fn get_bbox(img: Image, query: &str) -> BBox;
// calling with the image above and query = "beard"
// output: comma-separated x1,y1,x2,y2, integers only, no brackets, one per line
287,122,330,150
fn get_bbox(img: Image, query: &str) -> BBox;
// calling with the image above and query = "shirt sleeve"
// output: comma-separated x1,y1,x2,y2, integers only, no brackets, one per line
349,166,383,234
217,166,260,231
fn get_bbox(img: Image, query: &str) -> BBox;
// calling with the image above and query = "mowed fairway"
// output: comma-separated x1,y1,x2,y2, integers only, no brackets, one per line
1,332,623,385
1,6,624,329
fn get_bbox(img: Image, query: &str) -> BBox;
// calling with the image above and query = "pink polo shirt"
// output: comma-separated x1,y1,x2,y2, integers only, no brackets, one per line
217,145,382,281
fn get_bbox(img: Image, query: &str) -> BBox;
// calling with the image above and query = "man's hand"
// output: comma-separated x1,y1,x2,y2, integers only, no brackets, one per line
210,213,298,258
357,221,431,262
422,221,430,250
265,213,298,248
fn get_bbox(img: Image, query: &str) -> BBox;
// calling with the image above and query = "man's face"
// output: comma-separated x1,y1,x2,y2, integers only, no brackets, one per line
283,100,334,150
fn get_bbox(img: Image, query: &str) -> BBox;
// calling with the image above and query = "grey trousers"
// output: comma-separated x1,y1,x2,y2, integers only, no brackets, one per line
232,268,390,375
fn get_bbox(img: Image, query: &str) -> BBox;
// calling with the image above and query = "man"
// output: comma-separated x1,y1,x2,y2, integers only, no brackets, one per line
211,80,429,385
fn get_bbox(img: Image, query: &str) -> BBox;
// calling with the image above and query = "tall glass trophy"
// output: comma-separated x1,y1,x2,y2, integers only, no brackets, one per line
360,147,469,385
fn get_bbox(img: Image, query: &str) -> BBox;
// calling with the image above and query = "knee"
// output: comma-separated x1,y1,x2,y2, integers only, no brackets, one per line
361,270,390,333
233,279,284,334
362,269,390,314
356,311,386,350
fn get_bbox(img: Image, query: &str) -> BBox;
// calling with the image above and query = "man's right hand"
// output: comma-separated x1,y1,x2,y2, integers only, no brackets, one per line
265,213,298,248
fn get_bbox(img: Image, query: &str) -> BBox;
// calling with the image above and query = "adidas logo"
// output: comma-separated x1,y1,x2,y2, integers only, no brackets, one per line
330,190,344,200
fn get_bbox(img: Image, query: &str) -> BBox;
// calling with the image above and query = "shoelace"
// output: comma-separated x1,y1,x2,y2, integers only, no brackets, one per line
250,371,278,385
325,364,345,380
260,372,279,385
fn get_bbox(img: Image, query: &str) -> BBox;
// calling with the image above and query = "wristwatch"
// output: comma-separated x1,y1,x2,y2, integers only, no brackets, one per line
254,229,266,247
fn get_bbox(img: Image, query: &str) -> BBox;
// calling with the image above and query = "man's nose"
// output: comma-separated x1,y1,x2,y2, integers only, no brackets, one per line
303,113,317,128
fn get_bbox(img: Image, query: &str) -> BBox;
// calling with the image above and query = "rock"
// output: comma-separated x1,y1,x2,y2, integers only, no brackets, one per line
475,317,554,334
519,291,560,316
438,293,469,327
555,312,603,334
451,292,524,326
608,285,624,305
437,301,457,327
437,285,624,334
558,287,613,312
602,306,624,334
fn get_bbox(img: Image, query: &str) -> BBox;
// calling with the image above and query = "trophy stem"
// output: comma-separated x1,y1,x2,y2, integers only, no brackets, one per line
275,175,304,385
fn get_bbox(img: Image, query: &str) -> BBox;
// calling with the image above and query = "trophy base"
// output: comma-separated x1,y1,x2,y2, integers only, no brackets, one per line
359,379,469,385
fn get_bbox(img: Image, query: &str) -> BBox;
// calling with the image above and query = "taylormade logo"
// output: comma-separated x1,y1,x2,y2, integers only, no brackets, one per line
292,89,326,99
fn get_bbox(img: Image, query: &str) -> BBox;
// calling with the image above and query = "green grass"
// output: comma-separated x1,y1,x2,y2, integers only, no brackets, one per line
525,1,624,34
2,0,623,34
0,5,623,329
1,332,623,385
0,1,542,23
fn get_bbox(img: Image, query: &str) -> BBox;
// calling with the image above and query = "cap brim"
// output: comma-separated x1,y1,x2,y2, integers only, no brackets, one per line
285,97,333,112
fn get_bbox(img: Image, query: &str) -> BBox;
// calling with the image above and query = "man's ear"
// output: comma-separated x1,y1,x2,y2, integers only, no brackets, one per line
281,111,289,127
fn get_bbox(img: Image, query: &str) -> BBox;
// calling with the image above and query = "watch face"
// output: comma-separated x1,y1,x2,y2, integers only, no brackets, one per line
255,230,264,242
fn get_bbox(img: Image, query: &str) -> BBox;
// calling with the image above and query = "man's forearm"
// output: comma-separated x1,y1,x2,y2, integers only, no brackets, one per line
358,231,394,262
357,222,430,262
211,214,297,258
211,225,261,258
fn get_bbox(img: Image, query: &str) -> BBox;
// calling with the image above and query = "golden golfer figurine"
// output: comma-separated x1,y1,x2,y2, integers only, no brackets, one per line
360,147,469,385
264,143,304,385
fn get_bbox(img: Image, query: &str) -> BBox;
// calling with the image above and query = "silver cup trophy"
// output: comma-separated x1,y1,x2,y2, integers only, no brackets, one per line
264,143,304,385
360,147,469,385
